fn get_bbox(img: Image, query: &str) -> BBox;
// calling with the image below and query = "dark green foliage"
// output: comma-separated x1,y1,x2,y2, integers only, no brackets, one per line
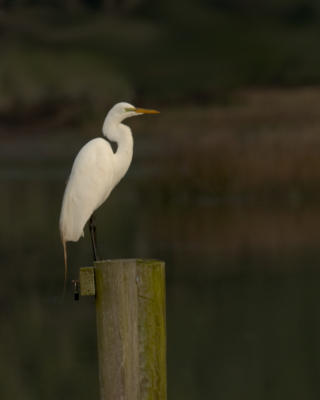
1,0,320,124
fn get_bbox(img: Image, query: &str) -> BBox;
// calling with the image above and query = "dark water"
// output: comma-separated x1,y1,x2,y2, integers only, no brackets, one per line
1,159,320,400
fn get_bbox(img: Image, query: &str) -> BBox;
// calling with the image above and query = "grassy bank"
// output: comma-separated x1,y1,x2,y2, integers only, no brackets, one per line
132,87,320,200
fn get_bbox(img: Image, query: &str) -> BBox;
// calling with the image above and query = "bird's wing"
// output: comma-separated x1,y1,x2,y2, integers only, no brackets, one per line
59,138,115,242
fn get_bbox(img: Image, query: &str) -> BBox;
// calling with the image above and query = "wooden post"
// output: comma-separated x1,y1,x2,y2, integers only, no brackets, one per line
80,259,167,400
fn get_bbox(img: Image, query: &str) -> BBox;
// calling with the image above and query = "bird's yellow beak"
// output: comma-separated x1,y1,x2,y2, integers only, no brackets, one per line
126,107,160,114
134,107,160,114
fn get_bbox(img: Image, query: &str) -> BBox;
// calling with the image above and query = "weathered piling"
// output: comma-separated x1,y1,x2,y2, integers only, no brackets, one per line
80,259,167,400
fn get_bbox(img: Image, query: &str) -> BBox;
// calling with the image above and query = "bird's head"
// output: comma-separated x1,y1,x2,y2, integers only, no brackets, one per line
108,102,160,122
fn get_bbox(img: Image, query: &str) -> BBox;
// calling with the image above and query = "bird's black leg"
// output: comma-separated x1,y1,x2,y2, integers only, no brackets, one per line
89,214,99,261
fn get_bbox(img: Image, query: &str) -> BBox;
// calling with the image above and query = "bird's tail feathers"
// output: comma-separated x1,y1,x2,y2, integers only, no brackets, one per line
62,238,68,298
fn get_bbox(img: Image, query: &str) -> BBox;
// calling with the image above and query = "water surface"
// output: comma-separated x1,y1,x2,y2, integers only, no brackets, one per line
1,132,320,400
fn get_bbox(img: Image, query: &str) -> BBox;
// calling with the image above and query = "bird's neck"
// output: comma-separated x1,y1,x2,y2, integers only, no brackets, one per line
103,118,134,185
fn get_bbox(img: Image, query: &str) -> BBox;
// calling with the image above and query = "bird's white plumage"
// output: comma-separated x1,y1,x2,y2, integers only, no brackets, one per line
59,102,159,291
59,138,114,241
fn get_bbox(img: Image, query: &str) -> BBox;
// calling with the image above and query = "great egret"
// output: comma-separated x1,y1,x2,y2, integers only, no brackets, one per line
59,102,159,289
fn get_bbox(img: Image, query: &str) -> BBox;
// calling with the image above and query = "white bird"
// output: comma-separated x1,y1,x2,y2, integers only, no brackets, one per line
59,102,159,289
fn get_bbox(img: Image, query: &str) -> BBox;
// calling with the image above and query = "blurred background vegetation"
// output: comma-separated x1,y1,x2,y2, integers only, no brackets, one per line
2,0,320,117
2,1,320,400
